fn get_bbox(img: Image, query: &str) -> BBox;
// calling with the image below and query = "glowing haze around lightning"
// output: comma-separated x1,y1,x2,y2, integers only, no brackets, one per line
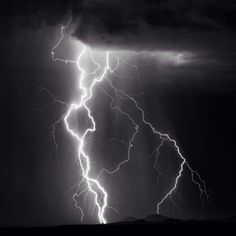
50,19,209,224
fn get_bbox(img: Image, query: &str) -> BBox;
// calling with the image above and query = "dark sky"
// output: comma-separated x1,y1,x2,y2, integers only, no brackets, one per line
1,0,236,226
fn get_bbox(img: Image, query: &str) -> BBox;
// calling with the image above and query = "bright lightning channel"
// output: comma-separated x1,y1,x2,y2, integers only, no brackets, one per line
50,19,209,224
51,20,110,224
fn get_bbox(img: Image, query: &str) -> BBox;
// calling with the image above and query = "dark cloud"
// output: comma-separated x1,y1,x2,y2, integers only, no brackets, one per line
69,0,236,50
1,0,70,29
2,0,236,68
3,1,236,42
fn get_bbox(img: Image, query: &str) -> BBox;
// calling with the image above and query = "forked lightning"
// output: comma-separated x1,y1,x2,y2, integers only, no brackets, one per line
49,19,209,224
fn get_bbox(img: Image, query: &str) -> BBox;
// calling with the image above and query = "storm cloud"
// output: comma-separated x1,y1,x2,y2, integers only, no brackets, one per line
2,0,236,69
70,0,236,51
2,0,236,48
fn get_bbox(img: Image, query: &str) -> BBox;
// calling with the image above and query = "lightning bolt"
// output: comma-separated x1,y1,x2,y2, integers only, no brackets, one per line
101,76,210,214
50,19,111,224
48,19,210,224
62,48,111,224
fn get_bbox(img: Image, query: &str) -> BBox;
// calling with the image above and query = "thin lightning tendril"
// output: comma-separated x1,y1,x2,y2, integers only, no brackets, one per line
33,86,68,154
147,138,165,187
49,20,210,224
51,18,75,64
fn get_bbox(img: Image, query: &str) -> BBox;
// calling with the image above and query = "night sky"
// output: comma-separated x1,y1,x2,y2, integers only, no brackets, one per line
1,0,236,226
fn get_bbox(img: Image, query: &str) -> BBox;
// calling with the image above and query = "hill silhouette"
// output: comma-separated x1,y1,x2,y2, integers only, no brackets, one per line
0,214,234,235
